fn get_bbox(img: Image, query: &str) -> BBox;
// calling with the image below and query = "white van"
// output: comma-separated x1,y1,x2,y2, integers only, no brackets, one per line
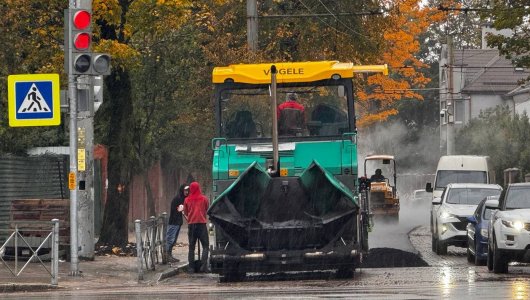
426,155,495,200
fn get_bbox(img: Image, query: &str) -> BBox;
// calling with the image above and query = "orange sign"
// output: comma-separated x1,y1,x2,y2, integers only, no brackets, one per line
68,172,76,190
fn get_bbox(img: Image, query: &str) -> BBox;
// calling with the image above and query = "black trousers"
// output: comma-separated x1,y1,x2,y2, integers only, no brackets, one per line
188,223,209,269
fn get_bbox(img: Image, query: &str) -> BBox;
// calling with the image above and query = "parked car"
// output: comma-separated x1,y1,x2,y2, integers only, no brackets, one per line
466,195,499,265
487,183,530,273
431,183,502,255
413,189,431,203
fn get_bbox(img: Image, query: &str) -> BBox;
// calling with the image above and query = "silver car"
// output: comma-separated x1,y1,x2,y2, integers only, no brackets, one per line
431,183,502,255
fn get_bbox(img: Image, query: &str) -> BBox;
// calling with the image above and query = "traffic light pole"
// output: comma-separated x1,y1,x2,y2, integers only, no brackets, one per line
66,0,107,269
68,74,80,275
68,0,80,276
76,0,95,261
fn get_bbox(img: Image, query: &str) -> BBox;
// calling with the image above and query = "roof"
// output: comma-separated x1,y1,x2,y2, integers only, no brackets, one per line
446,183,502,189
453,49,530,93
212,61,388,84
506,84,530,97
365,155,395,161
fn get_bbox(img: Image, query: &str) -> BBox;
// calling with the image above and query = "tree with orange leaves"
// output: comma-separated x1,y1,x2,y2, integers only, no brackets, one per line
356,0,445,127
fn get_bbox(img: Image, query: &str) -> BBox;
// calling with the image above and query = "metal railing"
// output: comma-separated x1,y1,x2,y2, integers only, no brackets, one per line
0,219,60,285
134,212,167,281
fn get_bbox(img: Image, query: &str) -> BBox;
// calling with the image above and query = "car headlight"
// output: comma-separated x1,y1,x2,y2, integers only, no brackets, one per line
440,211,455,220
501,220,524,231
480,228,488,237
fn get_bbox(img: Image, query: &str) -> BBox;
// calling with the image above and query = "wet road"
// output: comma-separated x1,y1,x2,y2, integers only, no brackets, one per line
4,199,530,299
369,198,431,252
4,265,529,299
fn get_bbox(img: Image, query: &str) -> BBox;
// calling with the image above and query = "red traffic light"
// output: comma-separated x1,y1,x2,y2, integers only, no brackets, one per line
73,10,91,30
74,32,90,51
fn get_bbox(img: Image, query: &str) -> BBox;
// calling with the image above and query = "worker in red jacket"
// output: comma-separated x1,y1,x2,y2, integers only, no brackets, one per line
277,93,305,135
277,92,305,117
183,181,210,273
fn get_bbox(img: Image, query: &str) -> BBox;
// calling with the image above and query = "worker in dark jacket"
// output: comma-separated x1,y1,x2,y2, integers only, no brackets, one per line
370,169,385,182
183,181,210,273
166,184,188,262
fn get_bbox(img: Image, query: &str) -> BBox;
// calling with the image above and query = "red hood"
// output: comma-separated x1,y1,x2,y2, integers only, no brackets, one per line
189,181,202,197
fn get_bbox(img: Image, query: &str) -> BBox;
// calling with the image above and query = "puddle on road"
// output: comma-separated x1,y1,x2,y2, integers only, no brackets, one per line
511,281,528,300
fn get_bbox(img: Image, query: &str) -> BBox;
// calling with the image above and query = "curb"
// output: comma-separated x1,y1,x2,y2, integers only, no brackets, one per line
157,263,188,282
0,283,59,293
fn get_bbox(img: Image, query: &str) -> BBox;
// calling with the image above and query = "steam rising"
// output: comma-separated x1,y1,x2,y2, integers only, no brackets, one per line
357,120,439,251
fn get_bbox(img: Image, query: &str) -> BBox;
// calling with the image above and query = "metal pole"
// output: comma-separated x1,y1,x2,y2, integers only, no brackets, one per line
161,212,167,264
68,0,80,276
447,36,455,155
14,223,18,273
247,0,258,51
77,0,95,263
270,65,279,174
51,219,59,286
134,220,144,281
149,216,156,270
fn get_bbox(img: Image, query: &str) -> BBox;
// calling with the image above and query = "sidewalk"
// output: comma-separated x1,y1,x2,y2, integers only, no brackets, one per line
0,224,190,293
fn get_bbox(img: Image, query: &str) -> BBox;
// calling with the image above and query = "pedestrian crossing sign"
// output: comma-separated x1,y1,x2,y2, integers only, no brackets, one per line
8,74,60,127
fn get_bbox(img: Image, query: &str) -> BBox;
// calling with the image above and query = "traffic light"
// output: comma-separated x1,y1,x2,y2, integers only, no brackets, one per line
64,9,111,76
92,53,111,76
65,8,92,75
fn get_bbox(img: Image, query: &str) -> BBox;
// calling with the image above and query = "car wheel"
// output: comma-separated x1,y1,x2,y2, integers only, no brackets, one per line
474,242,486,266
487,243,493,271
435,239,447,255
466,236,474,263
336,266,355,279
219,264,246,283
492,236,508,274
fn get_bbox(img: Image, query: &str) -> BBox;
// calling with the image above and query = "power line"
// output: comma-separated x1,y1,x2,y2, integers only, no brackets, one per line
442,65,528,69
316,0,365,37
437,4,529,12
377,88,442,91
296,0,366,39
260,12,382,18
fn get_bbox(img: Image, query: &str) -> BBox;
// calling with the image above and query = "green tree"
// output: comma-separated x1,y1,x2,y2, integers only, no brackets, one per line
0,0,68,155
483,1,530,78
94,0,195,246
456,106,530,185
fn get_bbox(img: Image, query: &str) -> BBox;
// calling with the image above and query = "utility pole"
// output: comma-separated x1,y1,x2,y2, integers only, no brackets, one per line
247,0,258,51
446,36,455,155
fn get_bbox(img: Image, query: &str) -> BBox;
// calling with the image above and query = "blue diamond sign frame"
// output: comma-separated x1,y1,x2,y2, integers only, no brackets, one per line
8,74,60,127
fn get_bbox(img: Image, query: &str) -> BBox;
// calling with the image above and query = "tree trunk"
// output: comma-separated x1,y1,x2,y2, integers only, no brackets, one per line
98,68,134,246
143,170,156,217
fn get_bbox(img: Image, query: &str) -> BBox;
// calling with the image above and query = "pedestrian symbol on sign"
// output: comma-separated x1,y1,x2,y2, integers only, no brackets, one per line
8,73,60,127
18,83,51,113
